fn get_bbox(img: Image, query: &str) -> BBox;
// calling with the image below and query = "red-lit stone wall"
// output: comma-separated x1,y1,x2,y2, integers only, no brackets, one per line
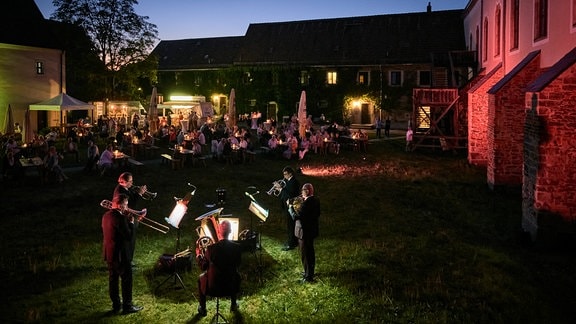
523,64,576,242
487,58,541,188
467,68,503,166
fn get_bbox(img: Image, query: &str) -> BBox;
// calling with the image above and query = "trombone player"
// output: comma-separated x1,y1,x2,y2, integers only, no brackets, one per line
113,172,148,267
278,166,301,251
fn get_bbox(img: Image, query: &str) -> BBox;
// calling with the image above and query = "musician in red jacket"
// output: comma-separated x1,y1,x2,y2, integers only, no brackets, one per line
101,194,143,315
196,220,242,316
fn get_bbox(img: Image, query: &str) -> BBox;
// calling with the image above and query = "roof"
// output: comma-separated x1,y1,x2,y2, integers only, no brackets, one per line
488,50,540,94
0,0,63,50
526,46,576,92
152,37,244,70
153,10,465,70
237,10,465,66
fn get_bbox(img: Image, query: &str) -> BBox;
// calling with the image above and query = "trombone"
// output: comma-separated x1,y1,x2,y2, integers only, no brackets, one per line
131,185,157,200
100,199,169,234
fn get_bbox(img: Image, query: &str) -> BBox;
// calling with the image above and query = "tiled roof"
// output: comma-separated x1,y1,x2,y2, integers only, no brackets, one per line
488,51,540,94
526,46,576,92
152,37,244,70
153,10,465,70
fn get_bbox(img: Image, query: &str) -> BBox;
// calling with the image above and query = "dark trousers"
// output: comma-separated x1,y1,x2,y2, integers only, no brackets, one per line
376,128,382,138
285,210,297,247
107,261,133,308
129,221,138,261
198,273,237,309
299,237,316,280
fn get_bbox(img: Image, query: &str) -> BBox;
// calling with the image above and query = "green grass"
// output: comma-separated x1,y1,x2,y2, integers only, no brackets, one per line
1,137,575,323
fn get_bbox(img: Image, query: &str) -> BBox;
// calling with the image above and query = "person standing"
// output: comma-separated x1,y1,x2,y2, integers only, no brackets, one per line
84,140,100,174
196,220,242,316
374,117,382,139
406,127,413,152
290,183,320,283
113,172,146,265
101,194,143,314
278,166,301,251
384,117,391,138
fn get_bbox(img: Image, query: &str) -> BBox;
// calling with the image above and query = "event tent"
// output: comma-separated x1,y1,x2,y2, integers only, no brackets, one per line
29,93,94,111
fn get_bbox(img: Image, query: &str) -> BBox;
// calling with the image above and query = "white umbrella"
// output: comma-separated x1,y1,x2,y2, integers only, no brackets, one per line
148,86,158,134
228,88,236,129
298,90,307,138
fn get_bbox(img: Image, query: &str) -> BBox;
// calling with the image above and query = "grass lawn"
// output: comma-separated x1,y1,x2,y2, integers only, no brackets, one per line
1,135,575,323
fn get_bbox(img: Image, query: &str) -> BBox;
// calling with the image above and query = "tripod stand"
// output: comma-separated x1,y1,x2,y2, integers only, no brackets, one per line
156,228,186,291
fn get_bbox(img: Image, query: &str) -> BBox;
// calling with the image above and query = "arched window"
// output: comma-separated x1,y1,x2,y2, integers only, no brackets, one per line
534,0,548,41
495,5,501,57
510,0,520,50
483,18,488,62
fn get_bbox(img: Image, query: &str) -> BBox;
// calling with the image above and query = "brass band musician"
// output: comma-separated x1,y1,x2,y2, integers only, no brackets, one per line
113,172,146,264
196,220,242,317
101,194,143,314
289,183,320,283
279,166,301,251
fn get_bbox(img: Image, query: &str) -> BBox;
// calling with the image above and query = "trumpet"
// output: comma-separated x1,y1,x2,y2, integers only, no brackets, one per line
131,185,157,200
100,199,169,234
266,179,286,196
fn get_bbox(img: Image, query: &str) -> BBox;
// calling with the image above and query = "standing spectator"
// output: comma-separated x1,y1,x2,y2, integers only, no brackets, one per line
375,117,382,138
278,166,301,251
384,117,391,138
406,127,413,152
101,193,143,315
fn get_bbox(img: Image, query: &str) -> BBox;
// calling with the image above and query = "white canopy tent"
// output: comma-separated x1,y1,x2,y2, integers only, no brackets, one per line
29,93,95,130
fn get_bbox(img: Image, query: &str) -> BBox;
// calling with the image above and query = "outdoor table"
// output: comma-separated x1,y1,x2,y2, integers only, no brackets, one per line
19,157,45,183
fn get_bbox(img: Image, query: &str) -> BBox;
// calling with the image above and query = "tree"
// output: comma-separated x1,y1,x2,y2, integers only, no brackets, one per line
51,0,158,99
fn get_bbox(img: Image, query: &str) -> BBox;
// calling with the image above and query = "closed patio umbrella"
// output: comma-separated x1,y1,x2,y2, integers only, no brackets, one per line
148,86,158,135
298,90,307,138
228,88,236,129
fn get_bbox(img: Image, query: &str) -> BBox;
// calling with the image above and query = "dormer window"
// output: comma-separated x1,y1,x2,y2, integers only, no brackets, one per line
35,61,44,75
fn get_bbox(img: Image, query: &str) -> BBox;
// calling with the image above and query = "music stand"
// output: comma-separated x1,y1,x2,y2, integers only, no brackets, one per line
156,189,194,292
245,189,272,283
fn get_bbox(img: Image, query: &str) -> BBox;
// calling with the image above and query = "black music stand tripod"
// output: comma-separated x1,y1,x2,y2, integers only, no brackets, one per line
245,188,275,283
156,195,192,292
156,227,186,291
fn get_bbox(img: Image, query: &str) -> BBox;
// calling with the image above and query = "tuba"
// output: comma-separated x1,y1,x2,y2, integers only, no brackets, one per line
100,199,169,233
266,179,286,196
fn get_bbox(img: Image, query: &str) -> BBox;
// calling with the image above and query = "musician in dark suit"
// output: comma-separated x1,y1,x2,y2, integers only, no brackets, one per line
278,166,301,251
291,183,320,283
101,194,143,314
196,220,242,316
113,172,146,263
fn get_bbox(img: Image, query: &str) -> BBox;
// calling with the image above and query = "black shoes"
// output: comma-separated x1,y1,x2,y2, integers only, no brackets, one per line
197,305,207,317
122,305,143,314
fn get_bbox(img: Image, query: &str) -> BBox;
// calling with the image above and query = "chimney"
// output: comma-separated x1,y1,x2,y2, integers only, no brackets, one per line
427,2,432,13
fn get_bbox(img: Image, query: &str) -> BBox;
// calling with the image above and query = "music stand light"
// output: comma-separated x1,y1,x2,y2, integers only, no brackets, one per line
249,201,269,222
165,201,187,229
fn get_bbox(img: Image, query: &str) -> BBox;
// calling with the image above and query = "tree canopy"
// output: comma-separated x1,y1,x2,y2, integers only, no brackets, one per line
51,0,158,71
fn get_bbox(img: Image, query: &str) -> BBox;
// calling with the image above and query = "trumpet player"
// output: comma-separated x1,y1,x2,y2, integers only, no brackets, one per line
279,166,301,251
113,172,147,266
101,194,143,314
290,183,320,283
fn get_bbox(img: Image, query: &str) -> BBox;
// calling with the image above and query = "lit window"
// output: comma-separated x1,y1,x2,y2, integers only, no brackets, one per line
327,72,337,85
358,71,369,85
35,61,44,75
417,106,431,129
389,71,402,86
243,72,253,84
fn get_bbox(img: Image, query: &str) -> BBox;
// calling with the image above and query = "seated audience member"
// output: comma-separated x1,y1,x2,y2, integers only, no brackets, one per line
196,220,242,316
98,144,114,176
62,137,79,162
2,147,22,179
44,146,68,183
84,140,100,174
